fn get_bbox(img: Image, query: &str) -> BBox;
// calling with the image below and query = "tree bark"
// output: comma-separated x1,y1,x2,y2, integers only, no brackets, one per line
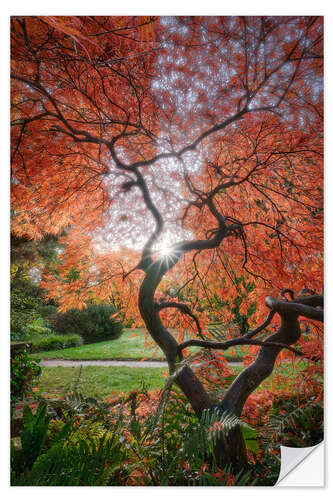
138,261,248,468
138,263,214,415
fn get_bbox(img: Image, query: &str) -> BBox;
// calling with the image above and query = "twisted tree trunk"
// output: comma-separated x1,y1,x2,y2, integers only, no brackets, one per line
138,261,248,468
139,262,323,470
138,261,214,415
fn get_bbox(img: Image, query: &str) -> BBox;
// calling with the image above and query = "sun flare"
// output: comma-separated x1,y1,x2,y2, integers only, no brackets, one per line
158,244,172,258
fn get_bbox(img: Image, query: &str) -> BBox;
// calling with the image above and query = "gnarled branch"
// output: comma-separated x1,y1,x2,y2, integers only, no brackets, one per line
177,337,303,357
266,295,323,321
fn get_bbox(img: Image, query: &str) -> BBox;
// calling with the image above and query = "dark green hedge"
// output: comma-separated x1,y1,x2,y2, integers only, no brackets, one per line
51,303,123,344
30,334,83,352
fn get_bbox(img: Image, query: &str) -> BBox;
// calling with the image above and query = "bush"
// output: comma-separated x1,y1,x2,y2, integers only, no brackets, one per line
11,276,43,341
37,304,58,328
10,275,57,341
11,346,41,406
52,303,123,343
24,317,53,338
30,334,83,352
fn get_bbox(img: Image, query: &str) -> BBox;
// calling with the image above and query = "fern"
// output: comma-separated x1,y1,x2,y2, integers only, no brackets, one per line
63,390,110,415
200,407,243,443
120,385,255,485
47,390,113,429
20,401,50,469
11,386,261,485
15,434,125,486
264,399,323,448
208,324,226,341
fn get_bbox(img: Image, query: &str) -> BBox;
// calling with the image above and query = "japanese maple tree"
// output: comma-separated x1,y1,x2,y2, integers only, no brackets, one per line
11,16,323,467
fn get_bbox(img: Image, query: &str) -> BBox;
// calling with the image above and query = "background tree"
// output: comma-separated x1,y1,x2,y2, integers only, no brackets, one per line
11,16,323,467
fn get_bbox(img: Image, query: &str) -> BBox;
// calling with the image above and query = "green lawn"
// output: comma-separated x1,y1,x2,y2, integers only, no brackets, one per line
31,361,306,401
33,365,167,400
30,328,247,362
30,329,164,360
33,365,244,400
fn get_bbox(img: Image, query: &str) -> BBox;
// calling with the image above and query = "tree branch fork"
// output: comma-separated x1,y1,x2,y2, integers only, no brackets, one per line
176,292,323,360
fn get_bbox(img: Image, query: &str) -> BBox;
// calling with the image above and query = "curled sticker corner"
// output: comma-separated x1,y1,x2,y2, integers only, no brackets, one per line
276,441,324,487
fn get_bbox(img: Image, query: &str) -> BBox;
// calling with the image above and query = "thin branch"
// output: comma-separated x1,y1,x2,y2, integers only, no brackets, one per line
243,310,276,339
156,301,204,340
177,338,303,356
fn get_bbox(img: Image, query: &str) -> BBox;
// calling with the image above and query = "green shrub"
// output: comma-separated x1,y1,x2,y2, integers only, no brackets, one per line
30,334,83,352
37,304,58,328
11,347,41,406
11,401,72,481
15,402,51,471
24,317,53,338
52,303,123,343
11,277,43,341
10,275,55,341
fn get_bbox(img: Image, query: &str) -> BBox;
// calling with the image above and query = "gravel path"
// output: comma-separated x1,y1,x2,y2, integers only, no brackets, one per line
39,359,243,368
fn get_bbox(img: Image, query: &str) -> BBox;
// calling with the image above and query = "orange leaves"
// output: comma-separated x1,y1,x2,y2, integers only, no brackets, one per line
242,391,274,426
192,350,232,391
11,145,110,242
138,17,156,45
40,17,103,60
238,300,249,317
109,311,121,320
40,231,142,316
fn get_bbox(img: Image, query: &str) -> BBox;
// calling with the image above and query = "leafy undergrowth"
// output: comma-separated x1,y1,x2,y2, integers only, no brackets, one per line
29,328,247,362
12,347,322,486
11,383,323,486
11,389,259,486
11,352,323,486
